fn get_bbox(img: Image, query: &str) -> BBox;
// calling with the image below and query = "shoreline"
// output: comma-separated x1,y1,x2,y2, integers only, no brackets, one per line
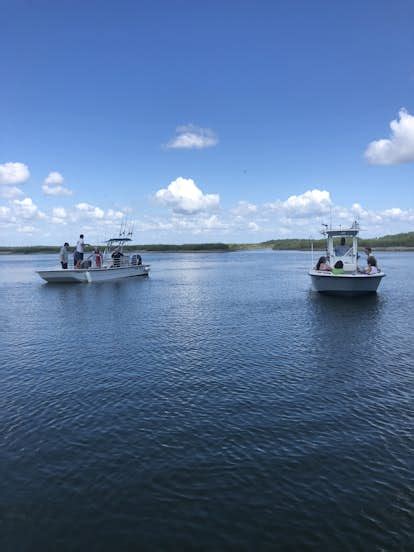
1,246,414,255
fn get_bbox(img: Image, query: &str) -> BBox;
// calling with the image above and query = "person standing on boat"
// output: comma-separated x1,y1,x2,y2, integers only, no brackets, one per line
59,242,69,269
74,234,85,268
334,237,348,257
94,248,103,268
363,246,373,259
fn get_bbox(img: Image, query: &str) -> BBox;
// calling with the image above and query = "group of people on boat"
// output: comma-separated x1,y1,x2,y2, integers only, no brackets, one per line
58,234,101,269
58,234,142,269
315,244,380,275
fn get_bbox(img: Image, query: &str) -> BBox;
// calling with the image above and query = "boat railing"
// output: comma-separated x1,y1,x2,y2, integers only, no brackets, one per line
72,253,144,270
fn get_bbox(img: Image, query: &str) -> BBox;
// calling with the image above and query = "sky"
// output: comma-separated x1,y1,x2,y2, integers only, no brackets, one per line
1,0,414,245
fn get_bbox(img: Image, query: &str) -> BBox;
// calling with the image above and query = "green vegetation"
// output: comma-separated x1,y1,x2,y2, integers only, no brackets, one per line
125,243,231,252
1,232,413,254
359,232,414,248
0,243,231,254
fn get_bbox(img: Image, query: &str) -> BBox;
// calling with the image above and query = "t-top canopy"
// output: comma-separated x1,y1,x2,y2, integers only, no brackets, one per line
106,237,132,243
322,220,360,238
324,229,359,237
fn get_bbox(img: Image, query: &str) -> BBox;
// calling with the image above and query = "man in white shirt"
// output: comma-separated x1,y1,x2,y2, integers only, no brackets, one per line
74,234,85,268
59,242,69,269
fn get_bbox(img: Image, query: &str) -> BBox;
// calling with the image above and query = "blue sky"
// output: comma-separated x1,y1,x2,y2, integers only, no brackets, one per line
1,0,414,245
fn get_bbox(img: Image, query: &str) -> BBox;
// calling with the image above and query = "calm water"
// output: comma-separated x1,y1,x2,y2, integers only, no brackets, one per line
1,251,413,550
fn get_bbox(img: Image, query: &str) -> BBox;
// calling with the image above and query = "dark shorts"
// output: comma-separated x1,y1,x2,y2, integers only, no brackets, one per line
74,252,84,265
61,262,68,269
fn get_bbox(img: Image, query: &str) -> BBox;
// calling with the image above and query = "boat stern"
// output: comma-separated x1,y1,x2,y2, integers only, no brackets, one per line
309,270,385,296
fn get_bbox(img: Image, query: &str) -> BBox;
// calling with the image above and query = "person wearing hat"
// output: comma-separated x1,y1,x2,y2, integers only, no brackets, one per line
59,242,69,269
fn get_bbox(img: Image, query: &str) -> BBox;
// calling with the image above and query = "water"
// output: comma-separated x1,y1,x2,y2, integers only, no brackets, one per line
1,251,413,550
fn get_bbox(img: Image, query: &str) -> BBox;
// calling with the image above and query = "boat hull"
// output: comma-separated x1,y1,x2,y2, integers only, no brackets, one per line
309,271,385,296
37,265,150,283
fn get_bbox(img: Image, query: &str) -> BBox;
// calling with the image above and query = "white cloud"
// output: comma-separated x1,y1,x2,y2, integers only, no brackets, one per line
12,197,43,220
0,205,13,222
202,214,227,230
231,201,258,216
0,162,30,185
166,124,218,150
154,177,220,214
266,189,332,218
106,208,124,220
365,108,414,165
381,207,414,221
0,186,24,199
0,196,132,242
42,184,72,196
42,171,72,196
52,207,67,219
17,225,37,234
75,202,104,219
45,171,64,185
51,207,68,224
248,222,259,231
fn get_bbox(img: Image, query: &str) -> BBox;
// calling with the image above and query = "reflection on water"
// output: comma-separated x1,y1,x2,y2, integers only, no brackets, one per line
0,251,413,550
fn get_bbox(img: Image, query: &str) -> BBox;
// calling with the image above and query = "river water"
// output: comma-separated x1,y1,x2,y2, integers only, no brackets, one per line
1,251,413,550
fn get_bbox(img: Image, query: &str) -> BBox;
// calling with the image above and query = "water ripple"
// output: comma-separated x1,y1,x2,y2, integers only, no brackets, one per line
0,251,413,550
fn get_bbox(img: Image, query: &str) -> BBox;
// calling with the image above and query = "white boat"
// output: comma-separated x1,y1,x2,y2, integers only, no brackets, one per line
309,221,385,296
37,236,150,283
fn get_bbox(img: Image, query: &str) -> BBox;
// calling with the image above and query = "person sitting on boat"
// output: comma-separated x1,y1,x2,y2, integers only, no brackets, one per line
59,242,69,269
331,260,345,275
315,256,331,271
111,247,124,267
130,253,142,266
334,237,348,257
364,256,379,275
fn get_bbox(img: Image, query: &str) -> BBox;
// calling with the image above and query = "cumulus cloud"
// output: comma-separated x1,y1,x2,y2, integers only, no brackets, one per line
42,171,72,196
12,197,44,220
0,205,13,222
75,202,104,219
202,214,227,230
154,177,220,214
0,162,30,185
231,201,258,216
266,189,332,218
365,109,414,165
45,172,64,186
0,197,45,234
107,209,124,220
52,207,67,219
166,124,218,150
50,207,68,224
381,207,414,221
0,194,132,241
0,186,24,199
17,225,37,234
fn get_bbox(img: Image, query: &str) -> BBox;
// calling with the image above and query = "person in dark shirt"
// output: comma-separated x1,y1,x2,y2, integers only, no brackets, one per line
111,247,124,267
